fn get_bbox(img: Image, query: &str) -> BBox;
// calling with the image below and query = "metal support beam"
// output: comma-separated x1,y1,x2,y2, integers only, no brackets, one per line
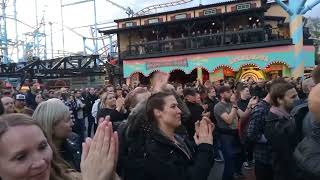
105,0,134,17
93,0,98,54
300,0,320,14
0,55,108,80
61,0,99,56
296,0,307,14
49,22,54,59
275,0,293,15
1,0,9,64
109,35,113,55
62,0,93,7
276,0,320,78
60,0,65,56
14,0,19,62
35,0,40,57
135,0,193,16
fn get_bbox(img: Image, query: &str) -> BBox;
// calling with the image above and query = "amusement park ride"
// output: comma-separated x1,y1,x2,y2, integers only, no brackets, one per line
0,0,319,86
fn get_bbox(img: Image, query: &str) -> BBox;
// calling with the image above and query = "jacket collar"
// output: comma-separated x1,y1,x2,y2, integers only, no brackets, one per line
151,131,193,160
270,106,291,119
311,120,320,143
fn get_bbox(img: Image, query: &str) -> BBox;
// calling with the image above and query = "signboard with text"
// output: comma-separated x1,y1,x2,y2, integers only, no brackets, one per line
123,45,315,78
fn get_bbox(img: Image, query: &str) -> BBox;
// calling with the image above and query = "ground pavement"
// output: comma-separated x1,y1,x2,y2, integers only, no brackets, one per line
208,161,256,180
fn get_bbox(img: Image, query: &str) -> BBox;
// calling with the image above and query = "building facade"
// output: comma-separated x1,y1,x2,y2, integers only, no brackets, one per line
101,0,315,85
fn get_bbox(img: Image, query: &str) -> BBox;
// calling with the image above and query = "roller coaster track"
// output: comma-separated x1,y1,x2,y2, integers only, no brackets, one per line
135,0,194,16
0,55,108,80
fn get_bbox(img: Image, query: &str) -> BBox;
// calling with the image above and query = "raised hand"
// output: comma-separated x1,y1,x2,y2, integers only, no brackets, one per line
116,97,124,107
152,72,170,93
248,96,258,107
202,104,209,112
98,115,111,124
194,117,214,145
202,111,210,118
81,120,119,180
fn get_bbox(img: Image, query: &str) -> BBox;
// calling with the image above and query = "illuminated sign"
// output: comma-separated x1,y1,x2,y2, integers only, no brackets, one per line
146,59,188,70
265,64,284,72
229,55,268,64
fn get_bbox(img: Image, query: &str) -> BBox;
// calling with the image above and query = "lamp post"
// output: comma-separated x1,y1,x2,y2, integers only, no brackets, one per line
275,0,320,78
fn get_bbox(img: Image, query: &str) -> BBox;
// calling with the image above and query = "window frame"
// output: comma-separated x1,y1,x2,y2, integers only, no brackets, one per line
125,22,134,27
203,8,217,16
175,13,187,20
236,3,251,11
148,18,159,24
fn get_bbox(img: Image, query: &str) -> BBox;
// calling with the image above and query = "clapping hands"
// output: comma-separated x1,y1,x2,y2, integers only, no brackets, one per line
194,116,214,145
152,72,170,93
81,118,119,180
116,97,125,112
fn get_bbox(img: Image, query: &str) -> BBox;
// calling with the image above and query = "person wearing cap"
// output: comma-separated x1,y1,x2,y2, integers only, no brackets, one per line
15,94,26,113
183,87,204,140
214,85,244,180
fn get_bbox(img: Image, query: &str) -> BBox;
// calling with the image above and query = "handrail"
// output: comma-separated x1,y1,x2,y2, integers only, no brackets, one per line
124,27,281,57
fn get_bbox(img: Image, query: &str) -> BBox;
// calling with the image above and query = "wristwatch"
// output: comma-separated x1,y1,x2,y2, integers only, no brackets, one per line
232,106,238,110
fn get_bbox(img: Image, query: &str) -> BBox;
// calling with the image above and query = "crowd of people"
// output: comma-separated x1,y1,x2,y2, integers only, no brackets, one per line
0,65,320,180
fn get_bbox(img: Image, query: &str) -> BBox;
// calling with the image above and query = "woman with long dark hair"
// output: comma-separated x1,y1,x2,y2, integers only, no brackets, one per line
122,92,214,180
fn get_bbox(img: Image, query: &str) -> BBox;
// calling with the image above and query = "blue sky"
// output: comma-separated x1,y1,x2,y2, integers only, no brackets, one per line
5,0,320,61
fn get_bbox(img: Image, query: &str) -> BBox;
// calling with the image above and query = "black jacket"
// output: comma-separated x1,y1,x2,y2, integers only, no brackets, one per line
265,111,302,180
203,97,219,124
185,101,204,139
61,132,82,171
123,131,214,180
97,108,127,130
294,122,320,180
85,94,98,115
26,91,37,110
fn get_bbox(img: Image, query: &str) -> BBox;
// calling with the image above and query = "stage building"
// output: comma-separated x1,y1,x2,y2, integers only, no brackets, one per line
101,0,315,84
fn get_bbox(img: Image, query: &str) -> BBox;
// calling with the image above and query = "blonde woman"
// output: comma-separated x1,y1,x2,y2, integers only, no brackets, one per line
97,92,127,130
32,98,82,171
0,113,119,180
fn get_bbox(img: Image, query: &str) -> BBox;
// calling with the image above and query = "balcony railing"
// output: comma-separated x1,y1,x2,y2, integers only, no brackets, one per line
123,28,289,58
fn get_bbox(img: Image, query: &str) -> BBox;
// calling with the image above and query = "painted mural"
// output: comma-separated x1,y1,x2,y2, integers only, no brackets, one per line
123,45,315,78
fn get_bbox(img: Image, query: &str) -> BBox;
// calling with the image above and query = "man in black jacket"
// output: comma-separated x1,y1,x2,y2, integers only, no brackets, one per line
26,83,37,110
85,88,98,136
203,86,219,124
203,86,222,161
294,83,320,180
265,82,301,180
183,88,204,140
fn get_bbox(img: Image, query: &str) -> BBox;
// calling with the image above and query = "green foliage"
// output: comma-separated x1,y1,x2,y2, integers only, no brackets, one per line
313,31,320,39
